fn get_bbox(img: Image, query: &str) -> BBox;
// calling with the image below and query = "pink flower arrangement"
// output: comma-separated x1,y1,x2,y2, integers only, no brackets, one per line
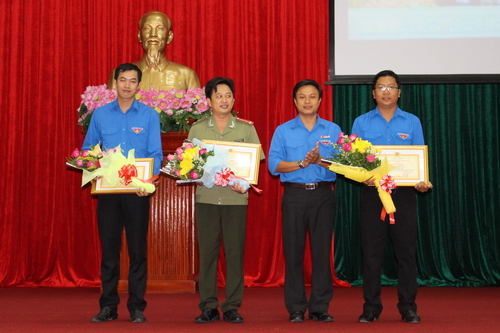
328,132,381,171
66,147,103,171
77,85,209,133
161,140,214,180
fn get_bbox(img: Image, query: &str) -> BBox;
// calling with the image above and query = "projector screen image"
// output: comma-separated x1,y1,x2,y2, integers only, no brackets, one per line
330,0,500,83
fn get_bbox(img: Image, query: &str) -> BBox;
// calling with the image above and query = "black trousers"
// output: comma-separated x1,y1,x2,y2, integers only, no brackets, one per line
360,186,418,315
281,185,336,314
96,194,150,312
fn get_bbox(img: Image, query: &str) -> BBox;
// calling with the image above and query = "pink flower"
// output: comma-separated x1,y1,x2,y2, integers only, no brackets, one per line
176,154,183,161
81,151,89,157
87,161,95,168
167,154,175,161
199,148,207,155
175,147,184,155
76,159,84,167
184,143,193,149
174,170,181,177
366,155,376,163
343,142,352,152
348,134,358,141
336,136,345,145
190,171,199,180
71,148,80,158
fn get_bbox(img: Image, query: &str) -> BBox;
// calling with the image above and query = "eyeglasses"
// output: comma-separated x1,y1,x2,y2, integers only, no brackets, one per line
375,86,399,92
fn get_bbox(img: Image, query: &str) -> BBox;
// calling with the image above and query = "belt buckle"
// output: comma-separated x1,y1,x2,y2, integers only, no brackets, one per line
305,183,316,190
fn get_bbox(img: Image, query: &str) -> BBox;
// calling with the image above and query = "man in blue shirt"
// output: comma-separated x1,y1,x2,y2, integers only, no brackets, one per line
352,70,432,324
82,63,163,324
268,79,342,323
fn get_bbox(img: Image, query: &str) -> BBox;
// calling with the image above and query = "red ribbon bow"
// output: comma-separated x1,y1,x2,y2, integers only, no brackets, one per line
379,174,397,224
118,164,138,186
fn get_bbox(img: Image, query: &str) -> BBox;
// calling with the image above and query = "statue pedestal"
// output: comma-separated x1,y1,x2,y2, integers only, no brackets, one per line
118,132,198,293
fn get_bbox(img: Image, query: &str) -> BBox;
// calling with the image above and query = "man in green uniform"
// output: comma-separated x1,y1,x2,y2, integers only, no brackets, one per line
188,77,264,324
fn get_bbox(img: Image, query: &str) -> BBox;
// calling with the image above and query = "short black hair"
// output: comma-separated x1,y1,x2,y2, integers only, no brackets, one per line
114,63,142,83
372,70,400,89
293,79,323,100
205,77,235,100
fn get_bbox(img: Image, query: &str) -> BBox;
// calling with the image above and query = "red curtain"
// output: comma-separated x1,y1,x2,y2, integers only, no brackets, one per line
0,0,349,288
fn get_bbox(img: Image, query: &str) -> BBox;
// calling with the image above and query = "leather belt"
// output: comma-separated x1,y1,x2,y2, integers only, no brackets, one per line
283,181,334,190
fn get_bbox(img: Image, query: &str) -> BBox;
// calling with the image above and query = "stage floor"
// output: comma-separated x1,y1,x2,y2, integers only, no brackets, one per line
1,286,497,332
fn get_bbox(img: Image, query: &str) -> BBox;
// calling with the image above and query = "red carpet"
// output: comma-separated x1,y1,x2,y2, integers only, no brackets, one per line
1,286,497,332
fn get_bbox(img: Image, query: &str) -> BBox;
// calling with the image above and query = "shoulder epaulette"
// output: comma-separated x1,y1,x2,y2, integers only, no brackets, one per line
192,116,209,125
236,117,254,125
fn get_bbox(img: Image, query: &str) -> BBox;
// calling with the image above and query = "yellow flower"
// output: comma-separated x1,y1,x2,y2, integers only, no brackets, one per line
179,158,193,176
175,92,184,99
154,107,162,114
135,93,141,100
354,139,370,153
179,147,199,176
158,93,166,99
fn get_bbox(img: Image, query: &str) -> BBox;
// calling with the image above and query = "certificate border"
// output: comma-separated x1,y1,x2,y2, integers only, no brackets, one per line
203,140,262,185
374,145,429,186
91,158,154,194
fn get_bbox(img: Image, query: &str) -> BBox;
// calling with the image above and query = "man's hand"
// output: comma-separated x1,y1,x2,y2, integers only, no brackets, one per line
304,142,321,166
415,181,433,193
136,187,151,197
229,181,248,194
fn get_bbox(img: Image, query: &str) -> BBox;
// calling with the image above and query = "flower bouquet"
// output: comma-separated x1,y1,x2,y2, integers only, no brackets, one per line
162,139,254,192
326,133,397,217
77,85,209,133
67,145,157,193
66,145,104,171
162,140,215,181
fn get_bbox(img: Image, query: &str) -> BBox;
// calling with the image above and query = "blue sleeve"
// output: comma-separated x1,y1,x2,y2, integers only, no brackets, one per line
411,116,425,145
82,112,102,151
351,117,363,138
147,111,163,175
268,125,285,175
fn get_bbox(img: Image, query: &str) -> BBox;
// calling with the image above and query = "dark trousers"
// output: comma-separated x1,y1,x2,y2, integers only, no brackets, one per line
281,185,336,314
96,194,150,312
360,186,418,315
195,203,247,313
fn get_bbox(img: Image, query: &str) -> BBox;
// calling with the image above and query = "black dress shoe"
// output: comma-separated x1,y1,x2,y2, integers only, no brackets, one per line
289,311,305,323
130,309,146,323
195,308,220,324
91,306,118,322
358,311,379,323
309,311,334,322
401,310,420,324
223,309,244,323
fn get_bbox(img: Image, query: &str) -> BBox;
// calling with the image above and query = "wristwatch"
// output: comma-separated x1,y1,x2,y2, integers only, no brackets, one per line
298,160,305,169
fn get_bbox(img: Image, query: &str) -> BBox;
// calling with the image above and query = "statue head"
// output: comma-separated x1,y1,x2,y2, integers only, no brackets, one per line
137,11,174,66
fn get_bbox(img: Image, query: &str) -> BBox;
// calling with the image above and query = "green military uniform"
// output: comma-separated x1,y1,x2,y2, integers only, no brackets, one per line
188,113,264,313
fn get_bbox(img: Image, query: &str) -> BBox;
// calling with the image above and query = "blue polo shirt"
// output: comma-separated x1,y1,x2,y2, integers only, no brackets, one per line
82,99,163,174
268,115,342,183
351,106,424,146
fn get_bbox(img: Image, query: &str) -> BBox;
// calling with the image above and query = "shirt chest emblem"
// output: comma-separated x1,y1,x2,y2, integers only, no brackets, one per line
132,127,144,134
398,133,409,140
319,135,331,145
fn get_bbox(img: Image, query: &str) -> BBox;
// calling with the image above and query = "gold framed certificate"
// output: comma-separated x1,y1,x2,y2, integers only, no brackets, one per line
203,140,262,184
374,145,429,186
91,158,154,194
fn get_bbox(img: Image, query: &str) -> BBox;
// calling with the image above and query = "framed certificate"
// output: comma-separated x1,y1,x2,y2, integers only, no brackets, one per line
203,140,262,184
374,145,429,186
91,158,154,194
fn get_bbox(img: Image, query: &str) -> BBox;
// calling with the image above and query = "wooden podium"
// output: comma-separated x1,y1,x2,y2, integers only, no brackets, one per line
118,132,198,293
